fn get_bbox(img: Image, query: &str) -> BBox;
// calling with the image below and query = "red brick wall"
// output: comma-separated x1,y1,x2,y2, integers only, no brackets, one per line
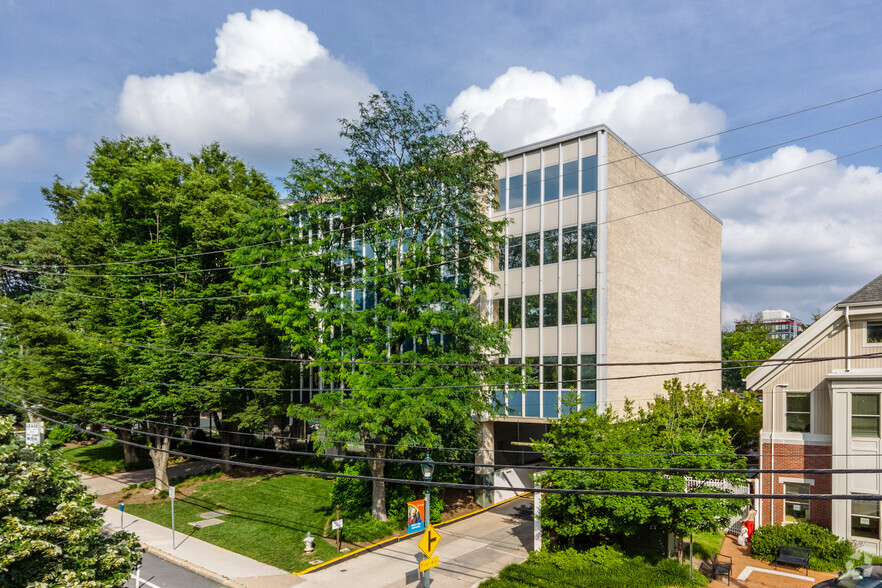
760,442,831,529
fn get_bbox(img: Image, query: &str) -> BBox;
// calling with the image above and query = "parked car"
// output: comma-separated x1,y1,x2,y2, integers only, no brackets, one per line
814,565,882,588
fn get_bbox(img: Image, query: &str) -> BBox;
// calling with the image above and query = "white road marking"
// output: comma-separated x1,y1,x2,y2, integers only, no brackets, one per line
736,565,816,582
130,574,162,588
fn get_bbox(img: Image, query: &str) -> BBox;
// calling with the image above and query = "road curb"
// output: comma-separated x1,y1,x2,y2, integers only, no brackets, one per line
140,543,246,588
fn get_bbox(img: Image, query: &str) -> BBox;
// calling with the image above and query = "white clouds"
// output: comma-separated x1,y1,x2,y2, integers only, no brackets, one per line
447,69,882,326
0,133,41,169
117,9,376,169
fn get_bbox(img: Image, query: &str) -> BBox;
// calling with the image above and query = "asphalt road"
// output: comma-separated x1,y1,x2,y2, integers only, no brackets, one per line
124,551,224,588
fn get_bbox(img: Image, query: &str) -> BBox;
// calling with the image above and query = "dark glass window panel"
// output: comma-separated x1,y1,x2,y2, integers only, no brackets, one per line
543,390,559,418
498,177,506,211
581,289,597,324
509,174,523,208
498,241,505,271
365,291,376,309
525,295,540,328
544,164,559,201
582,154,598,193
581,222,597,259
526,169,541,206
508,236,522,269
494,389,506,412
507,390,522,416
508,297,521,328
784,500,810,523
870,322,882,344
853,499,880,517
561,226,578,261
581,354,597,390
354,290,364,311
525,356,540,387
562,160,578,197
543,355,557,386
853,416,880,438
852,514,880,539
494,299,503,323
581,390,596,410
854,394,880,415
543,293,558,327
787,392,811,413
525,232,541,267
561,291,577,325
544,229,558,264
561,356,577,390
525,390,541,417
786,413,811,433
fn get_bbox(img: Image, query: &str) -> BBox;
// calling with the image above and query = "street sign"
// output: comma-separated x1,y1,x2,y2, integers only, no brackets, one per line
331,519,343,530
419,556,439,572
418,525,441,558
25,422,44,446
169,486,175,500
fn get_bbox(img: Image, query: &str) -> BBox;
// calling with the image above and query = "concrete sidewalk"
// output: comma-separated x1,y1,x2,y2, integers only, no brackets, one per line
83,460,217,496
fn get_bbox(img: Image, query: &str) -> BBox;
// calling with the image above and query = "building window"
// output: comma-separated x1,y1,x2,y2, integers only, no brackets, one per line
869,322,882,344
543,355,557,388
525,356,540,389
785,393,811,433
561,356,577,390
563,160,578,197
508,297,521,328
498,177,506,211
543,229,558,264
561,226,578,261
497,241,505,271
784,482,811,523
582,154,598,193
509,173,523,208
561,291,578,325
581,289,597,324
508,236,522,269
581,222,597,259
544,163,559,201
524,295,540,328
526,168,541,206
852,499,881,539
493,299,503,323
853,394,880,438
525,232,541,267
543,293,558,327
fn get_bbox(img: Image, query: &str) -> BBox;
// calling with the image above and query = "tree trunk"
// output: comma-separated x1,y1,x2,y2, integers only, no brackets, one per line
179,414,199,442
366,443,388,521
147,427,171,492
268,415,291,451
214,412,235,475
677,537,684,564
115,427,140,465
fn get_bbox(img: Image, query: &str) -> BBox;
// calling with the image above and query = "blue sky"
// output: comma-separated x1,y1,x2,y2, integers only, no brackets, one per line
2,1,882,326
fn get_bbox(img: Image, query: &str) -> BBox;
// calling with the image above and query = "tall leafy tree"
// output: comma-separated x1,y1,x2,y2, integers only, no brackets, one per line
0,416,143,587
722,317,784,391
233,92,509,520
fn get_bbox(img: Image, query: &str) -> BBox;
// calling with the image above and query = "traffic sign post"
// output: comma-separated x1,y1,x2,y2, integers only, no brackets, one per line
419,555,439,572
418,526,441,559
333,505,343,553
169,486,176,549
119,502,124,530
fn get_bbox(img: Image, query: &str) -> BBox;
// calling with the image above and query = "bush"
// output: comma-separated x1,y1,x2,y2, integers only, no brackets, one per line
751,522,852,571
47,425,83,444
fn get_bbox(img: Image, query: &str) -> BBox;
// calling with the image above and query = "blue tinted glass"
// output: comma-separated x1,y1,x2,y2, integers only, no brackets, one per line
562,161,578,197
581,390,596,410
507,391,522,416
544,165,559,201
498,178,506,211
543,390,559,418
354,290,364,310
495,390,506,412
525,390,540,417
526,169,541,206
582,154,598,193
509,174,523,208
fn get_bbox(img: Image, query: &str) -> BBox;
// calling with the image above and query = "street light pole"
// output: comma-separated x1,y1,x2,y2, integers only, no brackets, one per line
421,453,435,588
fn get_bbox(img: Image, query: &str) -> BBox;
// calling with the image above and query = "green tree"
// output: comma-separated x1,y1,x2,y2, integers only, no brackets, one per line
0,416,142,586
721,318,784,392
233,92,509,520
536,380,747,562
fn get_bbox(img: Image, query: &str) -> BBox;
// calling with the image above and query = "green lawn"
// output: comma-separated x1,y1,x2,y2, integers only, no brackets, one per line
61,439,149,475
687,530,726,560
123,474,341,571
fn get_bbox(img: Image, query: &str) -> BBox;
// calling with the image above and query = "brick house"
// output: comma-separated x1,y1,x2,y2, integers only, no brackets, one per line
746,273,882,552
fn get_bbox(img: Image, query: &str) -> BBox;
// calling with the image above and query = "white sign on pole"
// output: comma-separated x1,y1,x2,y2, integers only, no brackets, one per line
169,486,175,500
331,519,343,530
25,422,44,446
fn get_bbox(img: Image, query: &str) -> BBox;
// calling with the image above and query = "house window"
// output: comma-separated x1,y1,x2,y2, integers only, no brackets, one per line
853,394,880,438
784,482,811,523
508,236,522,269
561,291,578,325
561,226,578,261
852,499,881,539
785,393,811,433
543,229,558,264
869,322,882,344
525,232,541,267
524,295,540,328
507,297,521,329
543,293,558,327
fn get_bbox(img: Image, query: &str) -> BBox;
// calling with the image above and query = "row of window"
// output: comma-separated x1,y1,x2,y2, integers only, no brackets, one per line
502,222,596,270
495,289,597,328
784,482,882,542
495,354,597,418
498,154,598,211
785,392,882,438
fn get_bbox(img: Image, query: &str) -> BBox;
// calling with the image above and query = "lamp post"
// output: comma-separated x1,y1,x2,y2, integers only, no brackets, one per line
421,453,434,588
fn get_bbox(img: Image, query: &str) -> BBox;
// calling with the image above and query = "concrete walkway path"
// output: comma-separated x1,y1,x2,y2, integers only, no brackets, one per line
705,534,837,587
82,460,217,496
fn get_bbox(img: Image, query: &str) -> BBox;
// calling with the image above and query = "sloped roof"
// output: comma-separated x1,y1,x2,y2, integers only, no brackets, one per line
840,273,882,305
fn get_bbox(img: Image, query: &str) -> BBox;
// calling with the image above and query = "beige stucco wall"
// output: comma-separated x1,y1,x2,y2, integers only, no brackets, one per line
604,135,722,412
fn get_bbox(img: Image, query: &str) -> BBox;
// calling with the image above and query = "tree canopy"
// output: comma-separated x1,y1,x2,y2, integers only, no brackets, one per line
232,92,510,520
0,416,142,587
722,317,785,392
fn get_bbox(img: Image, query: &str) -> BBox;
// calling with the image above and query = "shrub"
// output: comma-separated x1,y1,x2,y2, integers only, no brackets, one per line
47,425,82,444
751,522,852,571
